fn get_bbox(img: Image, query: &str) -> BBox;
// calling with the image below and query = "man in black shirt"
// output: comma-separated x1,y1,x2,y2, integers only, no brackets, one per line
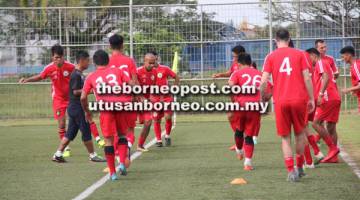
52,51,105,163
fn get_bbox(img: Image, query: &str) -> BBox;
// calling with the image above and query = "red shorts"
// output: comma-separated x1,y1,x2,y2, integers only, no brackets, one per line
124,111,137,128
138,111,153,124
314,100,341,123
275,101,308,136
234,111,261,136
52,99,68,120
152,95,173,121
99,111,128,138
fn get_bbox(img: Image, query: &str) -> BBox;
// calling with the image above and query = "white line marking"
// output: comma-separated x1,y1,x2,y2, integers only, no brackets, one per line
73,126,175,200
339,144,360,179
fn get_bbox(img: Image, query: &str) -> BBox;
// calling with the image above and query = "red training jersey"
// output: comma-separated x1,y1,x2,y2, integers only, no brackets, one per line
137,66,157,99
40,61,75,101
263,47,310,103
228,62,240,75
350,59,360,98
313,60,340,102
108,52,137,79
154,64,177,86
83,67,131,103
322,54,338,75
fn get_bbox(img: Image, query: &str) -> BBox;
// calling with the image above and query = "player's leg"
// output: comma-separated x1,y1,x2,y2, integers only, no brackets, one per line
233,112,244,160
153,111,163,147
89,121,105,148
281,135,299,182
116,112,131,174
137,112,152,152
243,112,261,170
164,111,173,146
295,130,306,177
325,122,339,163
303,127,314,168
227,112,237,151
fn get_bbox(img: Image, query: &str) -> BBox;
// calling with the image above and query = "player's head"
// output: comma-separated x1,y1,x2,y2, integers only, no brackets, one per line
305,48,320,65
93,50,109,67
275,29,290,47
109,34,124,51
51,44,64,67
237,53,252,67
340,46,355,64
144,53,156,71
76,50,90,70
149,50,160,66
231,45,246,62
315,39,327,56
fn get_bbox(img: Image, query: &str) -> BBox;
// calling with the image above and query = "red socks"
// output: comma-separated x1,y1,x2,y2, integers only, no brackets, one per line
89,122,100,138
284,157,294,172
58,128,65,140
307,135,320,155
244,142,254,159
138,135,146,147
104,146,116,175
296,154,304,168
127,130,135,146
154,122,162,141
304,144,313,165
323,135,336,150
165,119,172,136
117,137,128,164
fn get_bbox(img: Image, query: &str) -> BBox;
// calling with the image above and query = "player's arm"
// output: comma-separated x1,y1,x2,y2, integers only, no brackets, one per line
317,71,329,105
259,72,270,102
71,74,82,96
212,71,231,78
302,69,315,113
80,79,93,122
342,84,360,94
331,58,339,79
173,74,180,86
19,74,42,83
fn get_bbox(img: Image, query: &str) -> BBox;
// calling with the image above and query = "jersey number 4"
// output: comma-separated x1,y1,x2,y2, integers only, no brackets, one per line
279,57,292,75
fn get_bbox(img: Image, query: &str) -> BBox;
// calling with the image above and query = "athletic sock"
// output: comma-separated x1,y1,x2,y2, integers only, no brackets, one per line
307,135,320,155
323,135,336,150
127,130,135,147
244,136,254,159
234,130,244,150
58,128,66,140
104,146,116,175
304,144,313,165
117,137,128,164
154,121,162,141
138,135,146,147
165,119,172,136
89,122,100,139
284,157,294,172
296,154,304,169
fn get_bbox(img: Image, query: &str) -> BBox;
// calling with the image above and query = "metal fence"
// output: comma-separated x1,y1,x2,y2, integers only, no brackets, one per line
0,0,359,118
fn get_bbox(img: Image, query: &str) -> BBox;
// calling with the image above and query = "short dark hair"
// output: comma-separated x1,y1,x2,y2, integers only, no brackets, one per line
275,29,290,41
93,50,109,66
76,50,89,63
252,62,257,69
232,45,246,55
109,34,124,50
51,45,64,56
340,46,355,56
148,50,158,56
237,53,252,66
306,48,320,57
289,39,294,48
315,39,325,47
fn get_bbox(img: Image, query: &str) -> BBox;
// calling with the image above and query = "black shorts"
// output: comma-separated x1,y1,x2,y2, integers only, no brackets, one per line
65,103,92,142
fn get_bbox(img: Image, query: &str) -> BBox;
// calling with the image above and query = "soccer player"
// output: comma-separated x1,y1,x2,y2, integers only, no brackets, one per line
229,53,271,170
108,34,138,150
52,51,105,163
315,39,339,79
260,29,315,182
212,45,246,150
151,52,180,147
19,45,74,157
341,46,360,113
81,50,131,181
136,53,158,152
306,48,341,163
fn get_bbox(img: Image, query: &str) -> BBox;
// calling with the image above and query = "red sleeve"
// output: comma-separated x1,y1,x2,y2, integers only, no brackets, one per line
82,75,93,95
40,66,51,79
166,67,177,78
329,57,338,73
320,60,332,76
120,69,130,83
129,59,137,77
352,63,360,82
263,54,272,73
300,52,309,71
229,71,239,85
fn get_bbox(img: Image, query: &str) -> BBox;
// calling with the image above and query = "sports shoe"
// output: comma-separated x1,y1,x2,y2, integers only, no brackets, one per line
229,145,236,151
304,163,315,169
137,146,149,152
156,141,163,147
110,173,118,181
63,148,71,158
119,163,127,176
321,148,340,163
253,136,258,145
244,165,254,171
296,167,306,178
96,138,105,148
322,155,339,163
165,137,171,147
103,167,110,173
314,152,324,165
89,155,106,162
287,170,300,182
52,155,66,163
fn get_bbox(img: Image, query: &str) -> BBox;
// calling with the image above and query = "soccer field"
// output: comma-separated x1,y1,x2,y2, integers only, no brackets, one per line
0,114,359,200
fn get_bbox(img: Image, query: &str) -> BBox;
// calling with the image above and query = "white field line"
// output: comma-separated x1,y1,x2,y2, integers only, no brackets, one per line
339,144,360,179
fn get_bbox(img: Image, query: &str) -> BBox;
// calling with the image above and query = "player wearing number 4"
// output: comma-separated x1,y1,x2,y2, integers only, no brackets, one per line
260,29,315,182
228,53,272,171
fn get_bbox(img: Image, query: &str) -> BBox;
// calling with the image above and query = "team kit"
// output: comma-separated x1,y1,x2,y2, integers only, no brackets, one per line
19,29,360,182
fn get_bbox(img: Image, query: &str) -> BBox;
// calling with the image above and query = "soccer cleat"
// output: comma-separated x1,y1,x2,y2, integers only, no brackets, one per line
119,163,127,176
137,146,149,152
304,163,315,169
52,155,66,163
244,165,254,171
296,167,306,178
253,136,258,145
321,148,340,163
165,137,171,147
96,138,105,148
236,153,244,161
322,155,339,163
314,152,325,165
89,155,106,162
110,173,118,181
287,170,300,183
63,148,71,158
156,141,163,147
229,145,236,151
